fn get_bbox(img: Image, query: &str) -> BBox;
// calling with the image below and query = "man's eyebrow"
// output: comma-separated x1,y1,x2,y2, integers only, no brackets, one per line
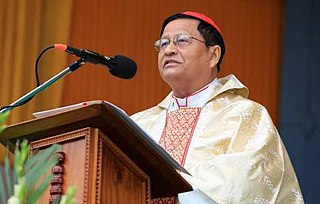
160,33,173,39
161,32,191,39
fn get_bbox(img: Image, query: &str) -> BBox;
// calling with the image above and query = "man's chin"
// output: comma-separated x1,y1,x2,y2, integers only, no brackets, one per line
161,72,185,84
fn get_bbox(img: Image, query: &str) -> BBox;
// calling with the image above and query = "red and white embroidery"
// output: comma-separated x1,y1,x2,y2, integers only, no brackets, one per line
160,107,201,166
155,107,201,204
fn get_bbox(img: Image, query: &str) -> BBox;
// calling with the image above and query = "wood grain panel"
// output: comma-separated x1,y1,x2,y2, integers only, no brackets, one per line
100,131,150,204
30,128,89,203
62,0,283,123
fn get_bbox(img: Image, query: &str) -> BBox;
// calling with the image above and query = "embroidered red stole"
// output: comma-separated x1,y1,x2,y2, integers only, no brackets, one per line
151,107,201,204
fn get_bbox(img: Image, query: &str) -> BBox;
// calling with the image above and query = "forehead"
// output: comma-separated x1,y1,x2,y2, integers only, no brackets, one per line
161,19,200,37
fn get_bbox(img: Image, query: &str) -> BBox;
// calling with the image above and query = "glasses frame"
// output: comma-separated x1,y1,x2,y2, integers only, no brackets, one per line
154,34,209,51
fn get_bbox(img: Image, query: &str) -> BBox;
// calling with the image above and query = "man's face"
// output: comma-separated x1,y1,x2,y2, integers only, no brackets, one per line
158,19,215,89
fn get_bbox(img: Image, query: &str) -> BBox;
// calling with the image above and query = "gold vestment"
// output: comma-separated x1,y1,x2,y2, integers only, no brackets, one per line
131,74,303,203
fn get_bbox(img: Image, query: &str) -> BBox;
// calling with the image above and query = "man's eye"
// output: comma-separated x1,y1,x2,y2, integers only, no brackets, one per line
176,37,189,43
160,40,170,47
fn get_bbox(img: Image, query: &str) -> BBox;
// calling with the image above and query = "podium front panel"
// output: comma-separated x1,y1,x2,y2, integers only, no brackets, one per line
30,127,151,204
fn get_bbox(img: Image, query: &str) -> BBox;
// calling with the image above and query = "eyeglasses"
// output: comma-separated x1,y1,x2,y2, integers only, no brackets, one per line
154,34,209,51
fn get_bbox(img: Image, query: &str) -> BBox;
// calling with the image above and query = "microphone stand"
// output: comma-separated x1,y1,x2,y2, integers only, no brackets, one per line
0,59,85,114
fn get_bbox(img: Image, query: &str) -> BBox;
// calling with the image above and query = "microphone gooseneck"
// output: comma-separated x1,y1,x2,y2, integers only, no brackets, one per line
0,44,137,113
54,44,137,79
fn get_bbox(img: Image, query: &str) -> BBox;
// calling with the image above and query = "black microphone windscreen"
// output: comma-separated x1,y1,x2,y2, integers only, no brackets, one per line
108,55,137,79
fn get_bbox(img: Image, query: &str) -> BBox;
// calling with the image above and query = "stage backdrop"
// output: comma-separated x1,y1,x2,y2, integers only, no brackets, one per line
62,0,283,125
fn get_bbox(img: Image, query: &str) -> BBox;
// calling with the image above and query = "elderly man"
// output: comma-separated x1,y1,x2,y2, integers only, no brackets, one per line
131,11,303,203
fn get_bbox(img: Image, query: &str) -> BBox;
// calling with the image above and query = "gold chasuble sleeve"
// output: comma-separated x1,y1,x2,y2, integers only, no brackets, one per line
179,95,303,203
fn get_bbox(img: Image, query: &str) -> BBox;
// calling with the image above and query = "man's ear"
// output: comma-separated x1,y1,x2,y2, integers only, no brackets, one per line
209,45,221,68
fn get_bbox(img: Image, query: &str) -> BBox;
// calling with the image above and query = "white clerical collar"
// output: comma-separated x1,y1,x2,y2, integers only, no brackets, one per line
168,78,218,111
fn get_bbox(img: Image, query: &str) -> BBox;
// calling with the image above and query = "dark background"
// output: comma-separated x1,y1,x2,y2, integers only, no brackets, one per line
280,0,320,203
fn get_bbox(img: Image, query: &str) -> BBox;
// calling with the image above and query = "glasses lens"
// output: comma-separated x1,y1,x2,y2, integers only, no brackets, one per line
175,35,191,48
154,39,170,51
154,40,161,51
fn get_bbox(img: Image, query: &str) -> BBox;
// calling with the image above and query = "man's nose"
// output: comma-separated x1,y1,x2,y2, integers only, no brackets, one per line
164,41,178,55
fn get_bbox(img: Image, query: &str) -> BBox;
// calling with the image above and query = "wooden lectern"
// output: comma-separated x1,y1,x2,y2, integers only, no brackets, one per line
0,101,192,203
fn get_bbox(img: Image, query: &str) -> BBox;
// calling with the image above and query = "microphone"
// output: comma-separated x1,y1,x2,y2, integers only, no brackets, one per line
54,44,137,79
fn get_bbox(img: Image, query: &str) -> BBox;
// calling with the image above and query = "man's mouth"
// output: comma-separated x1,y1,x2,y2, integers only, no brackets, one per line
163,60,181,68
